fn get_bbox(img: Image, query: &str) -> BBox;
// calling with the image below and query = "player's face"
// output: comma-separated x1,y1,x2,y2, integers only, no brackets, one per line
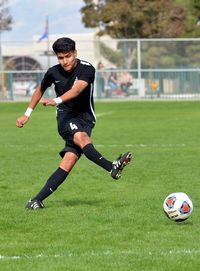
57,50,77,72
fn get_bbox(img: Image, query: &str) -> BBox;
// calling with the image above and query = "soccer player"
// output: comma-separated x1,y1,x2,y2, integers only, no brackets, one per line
16,37,132,210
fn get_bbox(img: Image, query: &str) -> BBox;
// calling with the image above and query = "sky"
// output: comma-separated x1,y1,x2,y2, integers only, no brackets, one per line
2,0,93,42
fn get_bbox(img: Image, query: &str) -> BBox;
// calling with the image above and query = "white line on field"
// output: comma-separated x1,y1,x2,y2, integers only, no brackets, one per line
96,111,114,117
95,143,186,148
0,248,200,261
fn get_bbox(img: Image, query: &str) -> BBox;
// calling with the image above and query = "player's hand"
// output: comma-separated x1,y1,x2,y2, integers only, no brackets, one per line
16,115,29,128
40,98,56,106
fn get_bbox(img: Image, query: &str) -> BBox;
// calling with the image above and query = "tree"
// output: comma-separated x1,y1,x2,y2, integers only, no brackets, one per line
0,0,12,33
191,0,200,17
185,0,200,36
81,0,200,69
81,0,189,38
80,0,188,68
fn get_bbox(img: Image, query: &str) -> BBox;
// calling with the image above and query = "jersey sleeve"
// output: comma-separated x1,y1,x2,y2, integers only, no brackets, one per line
78,62,95,84
40,68,54,92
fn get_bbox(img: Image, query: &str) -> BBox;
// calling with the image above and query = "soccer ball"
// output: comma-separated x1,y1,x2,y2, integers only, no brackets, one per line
163,192,193,222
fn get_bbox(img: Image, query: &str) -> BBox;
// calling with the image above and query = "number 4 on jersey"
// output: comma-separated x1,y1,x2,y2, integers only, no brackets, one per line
70,122,78,130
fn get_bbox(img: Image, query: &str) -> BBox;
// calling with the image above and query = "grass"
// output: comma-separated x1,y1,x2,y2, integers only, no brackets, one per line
0,100,200,270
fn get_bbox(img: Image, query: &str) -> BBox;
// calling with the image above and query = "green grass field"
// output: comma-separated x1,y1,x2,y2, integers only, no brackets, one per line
0,100,200,271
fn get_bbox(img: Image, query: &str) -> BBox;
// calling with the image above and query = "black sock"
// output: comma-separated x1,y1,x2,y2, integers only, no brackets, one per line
82,143,112,172
32,167,68,202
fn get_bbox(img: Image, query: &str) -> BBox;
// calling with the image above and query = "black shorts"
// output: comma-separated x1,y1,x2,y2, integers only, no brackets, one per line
57,111,94,158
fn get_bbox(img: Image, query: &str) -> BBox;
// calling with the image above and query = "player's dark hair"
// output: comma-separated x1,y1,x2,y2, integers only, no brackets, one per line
52,37,76,54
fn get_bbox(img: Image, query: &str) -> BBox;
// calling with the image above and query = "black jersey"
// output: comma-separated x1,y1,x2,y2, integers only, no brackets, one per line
41,59,96,125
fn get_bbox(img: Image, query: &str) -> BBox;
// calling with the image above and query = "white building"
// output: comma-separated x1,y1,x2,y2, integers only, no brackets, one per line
2,32,106,71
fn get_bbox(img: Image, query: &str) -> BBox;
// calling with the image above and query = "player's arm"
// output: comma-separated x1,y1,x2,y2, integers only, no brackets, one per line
40,80,88,106
16,85,44,128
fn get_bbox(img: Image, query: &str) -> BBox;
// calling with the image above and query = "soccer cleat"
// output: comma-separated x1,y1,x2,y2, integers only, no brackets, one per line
111,151,132,180
25,199,45,210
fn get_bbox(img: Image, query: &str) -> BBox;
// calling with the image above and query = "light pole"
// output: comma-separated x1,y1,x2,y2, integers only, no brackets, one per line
46,16,50,68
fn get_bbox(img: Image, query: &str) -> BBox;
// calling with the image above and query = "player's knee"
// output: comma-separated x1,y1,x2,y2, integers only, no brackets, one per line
73,132,91,148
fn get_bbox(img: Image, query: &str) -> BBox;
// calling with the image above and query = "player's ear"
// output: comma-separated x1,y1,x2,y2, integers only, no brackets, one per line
74,50,77,57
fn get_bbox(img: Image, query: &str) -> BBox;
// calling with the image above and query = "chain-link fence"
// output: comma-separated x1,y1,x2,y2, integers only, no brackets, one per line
1,37,200,100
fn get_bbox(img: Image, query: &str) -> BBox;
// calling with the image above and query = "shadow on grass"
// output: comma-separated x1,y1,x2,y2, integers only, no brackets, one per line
50,199,103,207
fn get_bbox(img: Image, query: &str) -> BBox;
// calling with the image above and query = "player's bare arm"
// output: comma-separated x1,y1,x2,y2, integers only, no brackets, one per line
16,85,43,128
40,80,88,106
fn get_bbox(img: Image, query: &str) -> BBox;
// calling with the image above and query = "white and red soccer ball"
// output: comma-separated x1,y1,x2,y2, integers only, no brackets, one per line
163,192,193,222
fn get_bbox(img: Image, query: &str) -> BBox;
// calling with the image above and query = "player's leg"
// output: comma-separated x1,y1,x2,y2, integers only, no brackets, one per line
73,131,132,180
73,131,113,171
26,151,79,210
60,116,132,181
